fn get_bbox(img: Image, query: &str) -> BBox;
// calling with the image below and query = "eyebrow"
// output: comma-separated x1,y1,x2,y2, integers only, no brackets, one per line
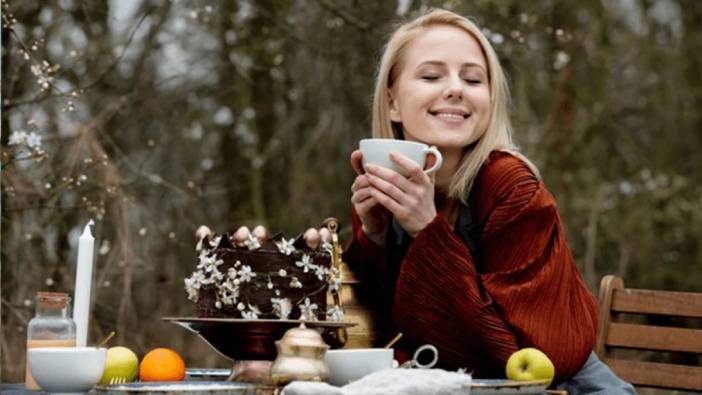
417,60,487,72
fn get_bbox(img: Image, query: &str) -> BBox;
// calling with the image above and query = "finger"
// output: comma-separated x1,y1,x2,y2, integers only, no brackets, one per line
233,226,251,246
351,187,374,204
369,188,406,219
354,195,382,217
304,228,321,249
319,228,331,244
350,150,365,175
389,151,429,183
365,163,412,193
252,225,267,241
351,174,371,193
366,173,407,205
195,225,212,241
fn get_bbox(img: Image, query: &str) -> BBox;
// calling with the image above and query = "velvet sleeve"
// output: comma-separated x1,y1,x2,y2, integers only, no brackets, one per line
391,154,598,381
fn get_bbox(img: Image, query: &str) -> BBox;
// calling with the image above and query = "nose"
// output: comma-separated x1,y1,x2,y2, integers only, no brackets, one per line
444,74,464,100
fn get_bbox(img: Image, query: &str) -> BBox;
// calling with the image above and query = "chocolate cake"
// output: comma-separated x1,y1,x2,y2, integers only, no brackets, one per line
184,230,343,321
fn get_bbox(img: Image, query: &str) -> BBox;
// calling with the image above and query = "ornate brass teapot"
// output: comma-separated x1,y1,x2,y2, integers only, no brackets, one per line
270,323,330,385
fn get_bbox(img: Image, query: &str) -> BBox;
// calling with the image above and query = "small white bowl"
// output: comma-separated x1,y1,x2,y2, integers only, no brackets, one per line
325,348,394,386
28,347,106,394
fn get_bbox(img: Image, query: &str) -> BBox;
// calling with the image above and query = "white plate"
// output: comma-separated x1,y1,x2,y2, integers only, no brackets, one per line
470,379,548,395
185,368,231,381
93,381,259,394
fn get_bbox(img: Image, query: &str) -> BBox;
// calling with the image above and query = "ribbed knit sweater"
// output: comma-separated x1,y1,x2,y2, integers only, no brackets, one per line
342,151,598,381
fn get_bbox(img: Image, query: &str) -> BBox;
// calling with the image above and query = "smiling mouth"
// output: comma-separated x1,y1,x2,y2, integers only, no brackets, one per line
429,110,470,121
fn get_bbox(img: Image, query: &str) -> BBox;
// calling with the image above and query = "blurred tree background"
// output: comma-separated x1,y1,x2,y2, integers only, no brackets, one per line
2,0,701,383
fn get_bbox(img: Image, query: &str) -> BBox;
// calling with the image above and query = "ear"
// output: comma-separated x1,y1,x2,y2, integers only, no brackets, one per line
388,89,402,123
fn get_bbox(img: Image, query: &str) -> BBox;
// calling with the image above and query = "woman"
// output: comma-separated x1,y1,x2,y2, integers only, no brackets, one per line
342,9,636,394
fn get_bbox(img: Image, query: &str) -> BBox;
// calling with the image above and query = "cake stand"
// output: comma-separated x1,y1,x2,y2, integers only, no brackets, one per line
163,317,354,360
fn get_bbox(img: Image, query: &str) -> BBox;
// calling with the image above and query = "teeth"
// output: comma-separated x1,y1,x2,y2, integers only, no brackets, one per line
434,112,465,121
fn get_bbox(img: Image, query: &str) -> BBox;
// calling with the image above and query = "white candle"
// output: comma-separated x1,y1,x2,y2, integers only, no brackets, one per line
73,220,95,347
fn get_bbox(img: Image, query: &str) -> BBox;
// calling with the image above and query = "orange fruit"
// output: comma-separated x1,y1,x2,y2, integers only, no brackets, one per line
139,348,186,382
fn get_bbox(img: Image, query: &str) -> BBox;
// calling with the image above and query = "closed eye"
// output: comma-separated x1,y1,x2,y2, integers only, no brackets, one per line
464,78,482,84
421,75,440,81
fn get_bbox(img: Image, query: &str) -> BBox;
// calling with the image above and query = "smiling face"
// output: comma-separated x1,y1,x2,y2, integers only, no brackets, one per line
388,25,491,151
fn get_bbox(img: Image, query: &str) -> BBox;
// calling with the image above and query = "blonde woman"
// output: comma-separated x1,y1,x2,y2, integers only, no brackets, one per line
343,9,635,394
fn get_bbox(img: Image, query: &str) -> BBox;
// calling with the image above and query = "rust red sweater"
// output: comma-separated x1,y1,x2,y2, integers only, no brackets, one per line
343,152,598,381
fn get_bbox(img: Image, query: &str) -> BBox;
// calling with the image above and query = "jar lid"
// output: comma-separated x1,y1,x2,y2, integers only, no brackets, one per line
36,291,70,308
278,323,328,349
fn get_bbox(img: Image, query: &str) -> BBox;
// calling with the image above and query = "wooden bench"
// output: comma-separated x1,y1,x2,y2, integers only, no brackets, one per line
596,275,702,391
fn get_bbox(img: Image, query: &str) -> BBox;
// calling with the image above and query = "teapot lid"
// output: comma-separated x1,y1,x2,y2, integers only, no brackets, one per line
278,323,328,349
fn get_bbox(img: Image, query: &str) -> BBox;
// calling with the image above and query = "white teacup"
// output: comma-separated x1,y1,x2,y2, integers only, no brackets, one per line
359,139,443,177
325,348,394,386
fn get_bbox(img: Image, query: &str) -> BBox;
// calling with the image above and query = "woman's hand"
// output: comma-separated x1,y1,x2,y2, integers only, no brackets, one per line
350,150,390,245
364,151,437,238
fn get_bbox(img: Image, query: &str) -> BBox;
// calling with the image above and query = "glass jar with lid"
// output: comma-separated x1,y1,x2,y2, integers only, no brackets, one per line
25,291,76,390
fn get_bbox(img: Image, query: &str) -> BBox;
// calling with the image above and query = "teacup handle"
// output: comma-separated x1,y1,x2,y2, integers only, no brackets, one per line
423,146,443,175
412,344,439,369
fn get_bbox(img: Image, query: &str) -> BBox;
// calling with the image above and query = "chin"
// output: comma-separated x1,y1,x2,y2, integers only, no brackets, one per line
405,128,483,150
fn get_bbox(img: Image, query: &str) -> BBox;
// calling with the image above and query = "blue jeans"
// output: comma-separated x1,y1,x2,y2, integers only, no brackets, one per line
556,352,637,395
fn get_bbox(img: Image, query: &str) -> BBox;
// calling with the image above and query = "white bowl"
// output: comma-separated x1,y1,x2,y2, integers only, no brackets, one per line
325,348,394,386
28,347,107,394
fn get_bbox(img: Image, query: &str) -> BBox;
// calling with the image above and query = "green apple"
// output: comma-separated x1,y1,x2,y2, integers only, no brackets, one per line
505,347,555,387
99,346,139,384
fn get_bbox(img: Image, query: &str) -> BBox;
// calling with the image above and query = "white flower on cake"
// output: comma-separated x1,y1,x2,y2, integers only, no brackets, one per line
275,238,296,255
184,284,198,302
271,297,292,319
314,265,327,281
244,233,261,250
227,267,237,280
237,302,246,311
214,270,224,281
278,269,287,277
218,279,240,305
327,305,344,322
295,254,313,273
197,253,221,271
200,269,223,285
241,304,261,319
238,265,256,282
289,276,302,288
267,280,274,289
299,298,319,321
184,271,205,302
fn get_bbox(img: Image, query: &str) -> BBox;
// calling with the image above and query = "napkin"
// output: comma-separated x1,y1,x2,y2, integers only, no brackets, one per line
282,368,472,395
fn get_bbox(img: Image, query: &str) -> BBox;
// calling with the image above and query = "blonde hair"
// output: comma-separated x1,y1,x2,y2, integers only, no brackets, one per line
371,9,540,202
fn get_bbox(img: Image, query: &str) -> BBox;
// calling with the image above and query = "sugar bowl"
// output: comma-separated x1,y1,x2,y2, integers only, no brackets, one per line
270,323,330,385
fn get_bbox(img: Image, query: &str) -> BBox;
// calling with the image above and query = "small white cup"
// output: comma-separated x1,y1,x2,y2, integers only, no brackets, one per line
325,348,394,386
359,139,443,177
